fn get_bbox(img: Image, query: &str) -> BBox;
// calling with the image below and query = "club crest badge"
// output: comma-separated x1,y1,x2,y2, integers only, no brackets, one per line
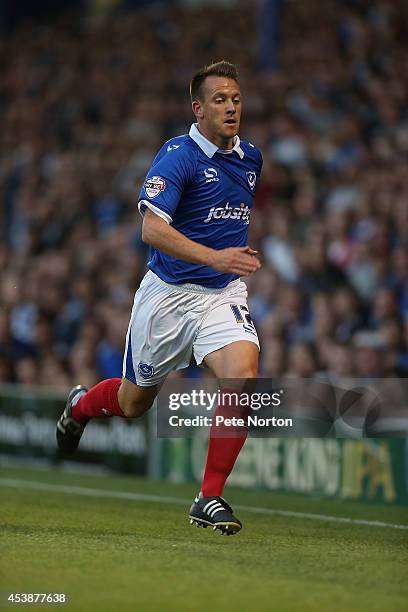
246,171,257,190
138,362,155,379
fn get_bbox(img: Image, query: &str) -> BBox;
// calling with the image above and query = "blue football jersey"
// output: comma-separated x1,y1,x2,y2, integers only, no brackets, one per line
138,123,263,288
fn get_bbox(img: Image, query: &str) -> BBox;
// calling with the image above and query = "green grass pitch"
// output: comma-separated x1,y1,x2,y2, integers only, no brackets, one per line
1,465,407,612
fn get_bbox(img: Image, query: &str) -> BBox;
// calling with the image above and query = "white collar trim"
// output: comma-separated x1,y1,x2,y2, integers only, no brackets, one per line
189,123,244,159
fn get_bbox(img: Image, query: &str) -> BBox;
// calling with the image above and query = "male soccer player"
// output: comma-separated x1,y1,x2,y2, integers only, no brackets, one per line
57,61,263,535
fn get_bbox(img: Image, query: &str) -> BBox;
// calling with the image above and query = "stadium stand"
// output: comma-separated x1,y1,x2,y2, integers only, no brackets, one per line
1,0,407,386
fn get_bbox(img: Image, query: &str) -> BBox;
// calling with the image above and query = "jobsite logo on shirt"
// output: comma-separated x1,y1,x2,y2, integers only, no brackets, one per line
204,202,250,225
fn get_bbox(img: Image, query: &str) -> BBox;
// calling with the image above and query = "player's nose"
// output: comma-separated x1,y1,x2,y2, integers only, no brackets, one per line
225,100,235,114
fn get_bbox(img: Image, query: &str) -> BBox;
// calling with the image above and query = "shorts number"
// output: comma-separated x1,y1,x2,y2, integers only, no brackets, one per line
230,304,253,326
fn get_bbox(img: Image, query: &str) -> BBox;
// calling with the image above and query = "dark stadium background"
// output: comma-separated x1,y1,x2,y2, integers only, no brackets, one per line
1,0,407,389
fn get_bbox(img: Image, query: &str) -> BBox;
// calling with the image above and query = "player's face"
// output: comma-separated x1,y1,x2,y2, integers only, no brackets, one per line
193,76,242,149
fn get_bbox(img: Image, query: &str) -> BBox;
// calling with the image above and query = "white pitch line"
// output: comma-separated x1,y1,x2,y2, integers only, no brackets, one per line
1,477,408,531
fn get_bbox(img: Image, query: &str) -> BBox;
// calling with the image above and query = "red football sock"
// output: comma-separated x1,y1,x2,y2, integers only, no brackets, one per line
201,391,249,497
72,378,124,424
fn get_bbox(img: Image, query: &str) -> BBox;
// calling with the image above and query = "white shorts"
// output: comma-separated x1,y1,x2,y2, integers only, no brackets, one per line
122,270,259,386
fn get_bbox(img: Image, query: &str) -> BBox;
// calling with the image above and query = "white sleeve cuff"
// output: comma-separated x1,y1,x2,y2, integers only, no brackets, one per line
138,200,172,224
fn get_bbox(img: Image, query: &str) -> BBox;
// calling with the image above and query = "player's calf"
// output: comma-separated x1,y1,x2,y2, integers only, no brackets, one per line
118,378,158,417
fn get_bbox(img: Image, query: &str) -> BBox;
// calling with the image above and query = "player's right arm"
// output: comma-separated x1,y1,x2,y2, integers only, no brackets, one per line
142,209,260,276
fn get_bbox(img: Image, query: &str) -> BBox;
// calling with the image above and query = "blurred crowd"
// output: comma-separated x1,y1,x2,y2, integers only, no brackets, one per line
1,0,408,388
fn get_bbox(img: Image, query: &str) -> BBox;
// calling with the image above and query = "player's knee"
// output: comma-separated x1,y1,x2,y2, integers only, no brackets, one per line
236,365,258,379
218,362,258,379
227,356,258,379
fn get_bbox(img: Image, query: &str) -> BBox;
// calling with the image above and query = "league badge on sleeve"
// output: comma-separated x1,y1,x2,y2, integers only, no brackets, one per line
144,176,166,199
246,171,257,191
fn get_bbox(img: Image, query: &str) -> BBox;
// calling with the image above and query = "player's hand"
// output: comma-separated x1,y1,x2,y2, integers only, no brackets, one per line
244,247,259,257
208,246,261,276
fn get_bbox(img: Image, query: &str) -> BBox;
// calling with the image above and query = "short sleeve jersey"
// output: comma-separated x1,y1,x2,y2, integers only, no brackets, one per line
138,124,263,288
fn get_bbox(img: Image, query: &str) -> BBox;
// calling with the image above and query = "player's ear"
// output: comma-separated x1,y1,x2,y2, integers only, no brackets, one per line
192,99,204,120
